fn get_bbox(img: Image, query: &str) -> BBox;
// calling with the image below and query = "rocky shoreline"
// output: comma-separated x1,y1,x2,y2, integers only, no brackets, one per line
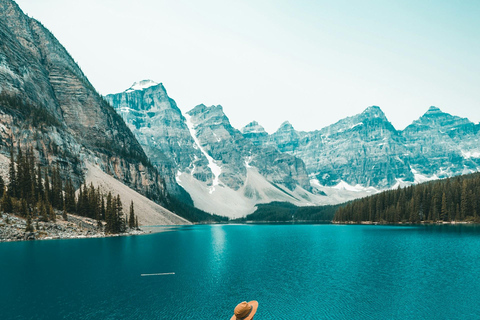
0,213,146,242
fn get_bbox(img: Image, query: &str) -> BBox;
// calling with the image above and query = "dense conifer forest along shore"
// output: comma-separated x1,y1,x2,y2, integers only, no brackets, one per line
0,144,142,242
333,172,480,224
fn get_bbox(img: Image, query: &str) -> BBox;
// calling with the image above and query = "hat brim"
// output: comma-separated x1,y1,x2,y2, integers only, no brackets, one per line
230,301,258,320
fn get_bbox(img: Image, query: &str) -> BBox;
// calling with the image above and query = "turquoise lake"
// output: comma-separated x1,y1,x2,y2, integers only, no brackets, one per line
1,224,480,319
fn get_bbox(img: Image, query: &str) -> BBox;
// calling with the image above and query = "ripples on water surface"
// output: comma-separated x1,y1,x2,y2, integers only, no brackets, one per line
1,224,480,319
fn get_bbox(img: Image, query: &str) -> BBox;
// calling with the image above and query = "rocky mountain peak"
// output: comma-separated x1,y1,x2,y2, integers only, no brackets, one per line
241,121,267,134
361,105,387,119
241,121,268,145
277,121,295,132
187,104,231,130
411,106,472,129
425,106,442,114
125,80,160,93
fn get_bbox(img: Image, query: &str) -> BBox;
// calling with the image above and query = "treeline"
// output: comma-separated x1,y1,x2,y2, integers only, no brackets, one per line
166,193,228,223
334,172,480,223
240,202,339,222
0,144,139,233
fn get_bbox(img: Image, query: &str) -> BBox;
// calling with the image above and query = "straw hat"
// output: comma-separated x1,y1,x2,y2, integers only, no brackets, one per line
230,301,258,320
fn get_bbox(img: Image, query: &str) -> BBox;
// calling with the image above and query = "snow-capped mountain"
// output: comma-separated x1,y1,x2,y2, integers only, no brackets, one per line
106,83,323,218
107,79,480,218
125,80,159,93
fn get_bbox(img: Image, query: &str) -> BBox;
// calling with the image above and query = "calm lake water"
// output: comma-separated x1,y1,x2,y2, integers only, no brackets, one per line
1,224,480,319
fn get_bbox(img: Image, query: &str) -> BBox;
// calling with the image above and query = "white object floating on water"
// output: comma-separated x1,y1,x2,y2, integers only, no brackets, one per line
141,272,175,276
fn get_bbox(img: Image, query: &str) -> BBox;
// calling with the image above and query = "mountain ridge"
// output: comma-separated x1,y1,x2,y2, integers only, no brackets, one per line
107,79,480,217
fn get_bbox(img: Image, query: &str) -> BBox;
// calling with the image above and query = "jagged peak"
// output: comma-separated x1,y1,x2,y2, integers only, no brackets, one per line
426,106,442,113
187,104,226,120
241,121,267,134
188,104,222,113
361,105,386,118
420,106,458,120
404,106,473,130
125,80,159,93
279,120,294,129
421,106,450,118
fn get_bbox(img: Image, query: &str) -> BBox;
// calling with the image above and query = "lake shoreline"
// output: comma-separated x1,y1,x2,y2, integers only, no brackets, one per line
4,216,478,243
0,212,148,243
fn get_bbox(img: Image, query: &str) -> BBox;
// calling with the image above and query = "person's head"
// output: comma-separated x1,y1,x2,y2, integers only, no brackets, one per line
230,301,258,320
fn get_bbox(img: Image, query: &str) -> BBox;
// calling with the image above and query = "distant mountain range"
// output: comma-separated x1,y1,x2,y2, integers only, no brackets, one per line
106,81,480,217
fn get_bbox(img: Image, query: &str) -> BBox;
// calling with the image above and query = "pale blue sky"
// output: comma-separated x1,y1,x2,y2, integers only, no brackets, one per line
15,0,480,133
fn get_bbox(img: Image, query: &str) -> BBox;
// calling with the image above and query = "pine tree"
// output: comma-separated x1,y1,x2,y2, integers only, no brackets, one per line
409,198,419,223
1,192,13,213
25,212,34,232
460,180,469,220
16,145,24,198
62,203,68,221
36,164,43,202
44,170,50,205
441,192,448,221
81,184,89,217
105,192,113,234
64,178,76,213
51,166,63,209
129,201,135,229
20,198,28,218
455,203,460,221
115,195,125,233
39,201,48,222
48,203,56,223
8,144,16,197
100,196,106,221
135,216,139,229
0,175,5,198
432,197,439,222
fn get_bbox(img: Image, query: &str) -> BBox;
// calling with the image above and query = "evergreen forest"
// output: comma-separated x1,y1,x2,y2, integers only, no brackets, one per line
241,202,339,222
0,144,138,234
334,172,480,224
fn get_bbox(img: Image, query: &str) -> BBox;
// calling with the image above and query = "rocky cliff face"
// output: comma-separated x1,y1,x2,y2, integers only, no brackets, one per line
107,84,316,217
186,104,312,192
260,106,413,188
403,106,480,178
0,0,166,202
104,81,204,198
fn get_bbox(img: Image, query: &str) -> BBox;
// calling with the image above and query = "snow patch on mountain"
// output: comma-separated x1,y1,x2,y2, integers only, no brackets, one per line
333,180,378,193
185,113,222,193
177,167,332,218
310,179,378,204
125,80,159,93
462,150,480,159
410,168,439,184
